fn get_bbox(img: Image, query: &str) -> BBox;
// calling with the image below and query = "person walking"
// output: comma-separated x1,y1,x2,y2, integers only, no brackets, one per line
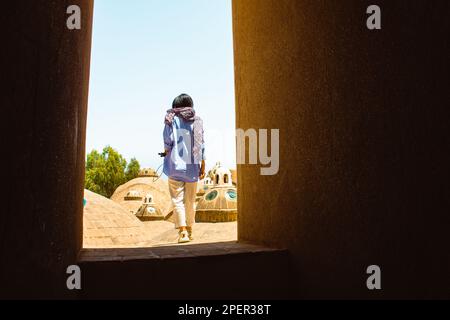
162,94,206,243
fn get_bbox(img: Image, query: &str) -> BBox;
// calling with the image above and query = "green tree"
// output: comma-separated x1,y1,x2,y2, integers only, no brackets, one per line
85,149,105,195
85,146,139,198
125,157,141,181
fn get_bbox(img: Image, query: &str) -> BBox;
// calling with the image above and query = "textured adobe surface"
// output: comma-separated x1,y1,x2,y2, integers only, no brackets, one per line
233,0,450,298
1,0,93,299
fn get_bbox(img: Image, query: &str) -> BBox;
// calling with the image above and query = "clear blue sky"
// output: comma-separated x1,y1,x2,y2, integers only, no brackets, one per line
86,0,236,174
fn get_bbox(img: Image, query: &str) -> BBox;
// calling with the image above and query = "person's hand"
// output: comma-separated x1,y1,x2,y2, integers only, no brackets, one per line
159,149,169,157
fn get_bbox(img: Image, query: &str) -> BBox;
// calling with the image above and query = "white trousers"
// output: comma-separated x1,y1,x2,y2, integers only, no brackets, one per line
168,178,198,229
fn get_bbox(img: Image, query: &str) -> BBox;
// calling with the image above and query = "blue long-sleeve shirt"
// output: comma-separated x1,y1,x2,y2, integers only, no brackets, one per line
163,116,205,182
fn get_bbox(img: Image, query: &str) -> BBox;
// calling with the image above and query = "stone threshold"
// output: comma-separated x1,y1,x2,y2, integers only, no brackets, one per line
79,241,286,262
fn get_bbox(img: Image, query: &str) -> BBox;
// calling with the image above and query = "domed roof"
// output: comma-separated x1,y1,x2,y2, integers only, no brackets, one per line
111,177,172,215
83,189,148,247
197,187,237,210
195,186,238,222
83,189,237,247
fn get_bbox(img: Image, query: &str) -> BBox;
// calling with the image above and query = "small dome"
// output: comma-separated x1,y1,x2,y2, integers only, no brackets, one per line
135,202,165,221
143,193,154,204
207,163,233,186
124,190,142,201
111,177,172,216
139,168,158,177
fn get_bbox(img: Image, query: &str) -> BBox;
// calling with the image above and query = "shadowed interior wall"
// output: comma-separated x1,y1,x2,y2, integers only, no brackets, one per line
1,1,93,298
233,0,450,298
